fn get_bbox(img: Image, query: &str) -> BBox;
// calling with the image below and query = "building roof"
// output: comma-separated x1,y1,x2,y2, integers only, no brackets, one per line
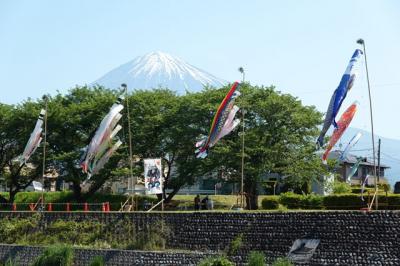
326,150,390,168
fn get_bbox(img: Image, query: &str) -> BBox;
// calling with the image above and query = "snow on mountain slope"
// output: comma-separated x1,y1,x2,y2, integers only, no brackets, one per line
93,51,226,93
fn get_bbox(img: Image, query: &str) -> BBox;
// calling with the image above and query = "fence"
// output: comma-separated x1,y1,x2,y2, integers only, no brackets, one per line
0,202,111,212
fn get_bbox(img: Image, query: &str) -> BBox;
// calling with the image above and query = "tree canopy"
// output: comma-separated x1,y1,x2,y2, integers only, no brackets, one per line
0,84,325,207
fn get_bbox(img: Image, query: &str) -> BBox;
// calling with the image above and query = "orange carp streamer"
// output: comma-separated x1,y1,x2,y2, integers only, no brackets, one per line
322,102,358,162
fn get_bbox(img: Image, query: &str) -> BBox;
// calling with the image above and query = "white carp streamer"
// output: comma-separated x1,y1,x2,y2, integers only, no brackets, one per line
16,109,46,166
80,96,124,178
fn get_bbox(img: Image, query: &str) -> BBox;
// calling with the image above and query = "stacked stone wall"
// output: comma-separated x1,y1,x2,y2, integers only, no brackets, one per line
0,211,399,265
0,244,215,266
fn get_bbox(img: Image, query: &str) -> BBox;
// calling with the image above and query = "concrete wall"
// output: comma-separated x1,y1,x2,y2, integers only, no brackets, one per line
0,211,399,265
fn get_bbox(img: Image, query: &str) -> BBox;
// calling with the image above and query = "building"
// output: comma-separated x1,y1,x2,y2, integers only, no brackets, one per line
327,150,390,185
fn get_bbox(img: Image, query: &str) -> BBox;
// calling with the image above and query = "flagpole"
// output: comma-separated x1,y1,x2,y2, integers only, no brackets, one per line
238,67,245,209
357,39,378,210
122,84,135,199
41,96,48,211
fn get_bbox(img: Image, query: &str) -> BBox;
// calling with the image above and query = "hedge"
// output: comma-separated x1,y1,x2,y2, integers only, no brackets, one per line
261,196,279,210
323,194,367,210
261,193,400,210
279,192,323,209
324,194,400,210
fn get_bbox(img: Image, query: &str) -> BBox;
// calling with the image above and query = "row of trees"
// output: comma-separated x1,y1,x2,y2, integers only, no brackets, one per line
0,84,326,208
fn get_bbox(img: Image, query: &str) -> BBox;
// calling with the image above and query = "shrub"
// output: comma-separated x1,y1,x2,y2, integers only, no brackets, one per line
0,214,39,244
227,233,243,256
198,256,234,266
279,192,302,209
377,194,400,210
15,191,73,204
301,194,323,209
45,220,103,245
331,181,352,194
388,194,400,208
272,257,293,266
89,256,105,266
279,192,323,209
323,194,367,210
261,196,279,210
247,251,266,266
350,187,360,194
32,245,74,266
351,185,382,194
4,258,19,266
277,204,288,212
0,215,175,250
127,220,172,250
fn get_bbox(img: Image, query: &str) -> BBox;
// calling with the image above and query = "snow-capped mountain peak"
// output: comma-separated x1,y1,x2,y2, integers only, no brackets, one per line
93,51,226,93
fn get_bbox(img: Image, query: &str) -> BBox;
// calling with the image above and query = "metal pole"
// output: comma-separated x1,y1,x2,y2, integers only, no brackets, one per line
377,139,381,184
357,38,378,210
241,110,245,209
161,193,164,211
41,97,48,210
239,67,245,209
122,84,135,196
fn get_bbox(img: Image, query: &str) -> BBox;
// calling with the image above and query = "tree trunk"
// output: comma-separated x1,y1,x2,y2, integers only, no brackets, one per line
83,178,106,201
164,187,180,204
72,181,83,202
8,188,17,204
158,159,173,203
244,180,258,210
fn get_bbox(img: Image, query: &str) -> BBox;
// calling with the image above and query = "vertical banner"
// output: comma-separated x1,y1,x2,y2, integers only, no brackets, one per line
144,158,162,194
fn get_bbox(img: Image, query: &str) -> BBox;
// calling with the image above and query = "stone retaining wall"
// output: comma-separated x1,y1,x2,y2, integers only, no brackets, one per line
0,211,399,265
0,244,215,266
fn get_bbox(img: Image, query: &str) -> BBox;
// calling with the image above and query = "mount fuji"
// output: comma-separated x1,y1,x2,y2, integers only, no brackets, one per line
93,51,226,93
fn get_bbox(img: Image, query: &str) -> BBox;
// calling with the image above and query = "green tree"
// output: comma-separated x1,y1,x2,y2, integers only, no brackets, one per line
1,83,325,207
128,89,206,202
203,83,325,209
0,101,45,203
46,86,125,201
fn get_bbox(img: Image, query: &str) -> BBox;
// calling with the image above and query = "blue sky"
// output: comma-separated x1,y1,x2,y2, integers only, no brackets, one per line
1,0,400,139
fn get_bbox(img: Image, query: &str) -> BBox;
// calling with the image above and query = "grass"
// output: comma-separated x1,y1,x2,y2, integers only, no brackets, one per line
153,195,270,210
4,191,392,212
0,192,317,211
